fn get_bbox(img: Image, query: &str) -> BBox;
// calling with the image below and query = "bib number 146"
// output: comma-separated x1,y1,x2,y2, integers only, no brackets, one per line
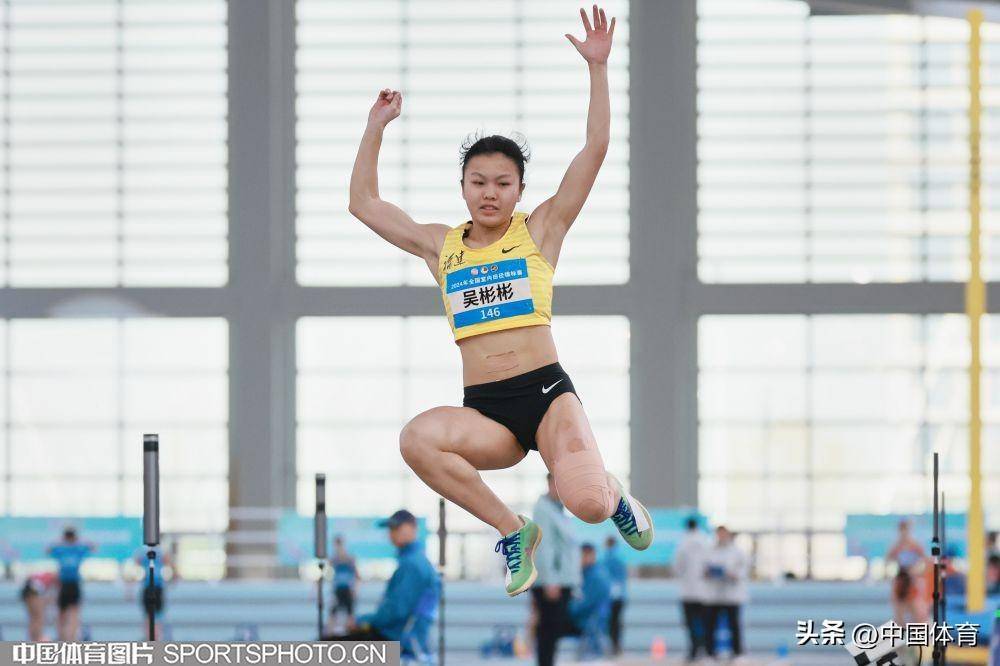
480,307,501,320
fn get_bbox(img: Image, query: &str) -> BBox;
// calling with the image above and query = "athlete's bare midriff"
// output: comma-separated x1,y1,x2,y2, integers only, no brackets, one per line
457,324,558,386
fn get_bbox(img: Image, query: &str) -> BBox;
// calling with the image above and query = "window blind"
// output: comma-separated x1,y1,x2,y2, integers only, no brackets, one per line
1,0,228,286
698,0,1000,283
296,0,629,286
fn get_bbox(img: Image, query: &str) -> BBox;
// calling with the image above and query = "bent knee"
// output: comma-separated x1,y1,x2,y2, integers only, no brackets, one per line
399,407,452,464
568,494,615,523
552,449,616,524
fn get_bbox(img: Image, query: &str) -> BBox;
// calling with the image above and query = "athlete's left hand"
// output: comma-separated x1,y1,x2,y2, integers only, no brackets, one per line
565,4,615,64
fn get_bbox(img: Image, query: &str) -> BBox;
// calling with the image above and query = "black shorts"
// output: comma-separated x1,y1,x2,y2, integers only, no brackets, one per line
463,362,579,452
57,581,81,610
332,586,354,616
142,584,164,615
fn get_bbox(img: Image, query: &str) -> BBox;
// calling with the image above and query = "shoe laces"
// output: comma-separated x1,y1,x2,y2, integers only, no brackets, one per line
612,497,638,536
495,532,523,574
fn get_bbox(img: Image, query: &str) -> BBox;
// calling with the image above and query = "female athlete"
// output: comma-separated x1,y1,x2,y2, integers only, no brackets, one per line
348,4,653,596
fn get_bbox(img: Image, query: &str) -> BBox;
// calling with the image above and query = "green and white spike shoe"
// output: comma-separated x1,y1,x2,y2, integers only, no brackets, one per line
608,474,654,550
495,515,542,597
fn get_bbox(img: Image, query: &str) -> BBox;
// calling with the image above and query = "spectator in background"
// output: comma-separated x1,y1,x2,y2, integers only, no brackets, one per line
330,535,359,623
132,543,173,640
570,543,612,655
987,531,999,559
531,472,580,666
987,554,1000,596
324,509,438,656
20,571,57,641
703,526,749,661
47,526,96,641
600,535,627,655
940,546,966,598
674,517,710,663
887,519,929,625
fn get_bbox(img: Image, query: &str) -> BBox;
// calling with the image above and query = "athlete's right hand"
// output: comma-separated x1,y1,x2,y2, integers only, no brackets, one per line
368,88,402,127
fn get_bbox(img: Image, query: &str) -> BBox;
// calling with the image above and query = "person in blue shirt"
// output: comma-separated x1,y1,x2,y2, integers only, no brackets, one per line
325,509,438,654
46,526,96,641
132,543,173,640
601,535,627,655
330,535,359,622
570,543,612,655
986,554,999,595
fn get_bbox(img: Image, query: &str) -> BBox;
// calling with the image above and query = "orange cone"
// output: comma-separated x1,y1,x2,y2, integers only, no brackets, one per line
650,635,667,660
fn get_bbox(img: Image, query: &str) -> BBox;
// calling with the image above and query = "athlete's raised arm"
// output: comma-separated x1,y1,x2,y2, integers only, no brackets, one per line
348,89,448,267
532,5,614,234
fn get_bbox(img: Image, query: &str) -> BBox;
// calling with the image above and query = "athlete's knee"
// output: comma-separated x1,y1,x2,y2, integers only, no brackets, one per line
399,407,450,465
552,448,616,524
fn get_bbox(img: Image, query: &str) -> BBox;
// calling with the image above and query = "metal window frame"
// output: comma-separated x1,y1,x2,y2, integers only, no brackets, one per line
0,1,997,576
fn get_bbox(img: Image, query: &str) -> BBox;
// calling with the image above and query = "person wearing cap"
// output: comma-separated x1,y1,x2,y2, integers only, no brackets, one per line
325,509,438,648
46,526,97,641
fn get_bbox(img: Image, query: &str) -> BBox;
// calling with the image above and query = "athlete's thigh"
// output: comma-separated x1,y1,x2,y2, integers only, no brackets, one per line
534,392,600,471
418,405,527,470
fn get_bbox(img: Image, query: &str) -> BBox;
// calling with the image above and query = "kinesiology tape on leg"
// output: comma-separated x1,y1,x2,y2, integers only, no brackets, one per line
553,449,616,523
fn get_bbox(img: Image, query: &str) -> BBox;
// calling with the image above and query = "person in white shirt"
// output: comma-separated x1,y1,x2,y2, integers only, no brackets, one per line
703,526,749,659
531,473,581,666
673,517,710,662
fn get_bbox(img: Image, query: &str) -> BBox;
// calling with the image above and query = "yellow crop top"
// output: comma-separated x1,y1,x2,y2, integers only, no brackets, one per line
437,211,554,342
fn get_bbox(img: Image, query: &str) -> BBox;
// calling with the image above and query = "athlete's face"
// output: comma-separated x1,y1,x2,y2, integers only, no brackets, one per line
461,153,524,229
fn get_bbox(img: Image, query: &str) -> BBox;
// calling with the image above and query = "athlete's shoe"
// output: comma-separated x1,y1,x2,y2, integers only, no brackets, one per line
608,474,654,550
495,515,542,597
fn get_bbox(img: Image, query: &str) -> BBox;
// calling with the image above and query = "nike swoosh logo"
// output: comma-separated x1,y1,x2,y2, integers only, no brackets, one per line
541,379,564,394
501,245,521,253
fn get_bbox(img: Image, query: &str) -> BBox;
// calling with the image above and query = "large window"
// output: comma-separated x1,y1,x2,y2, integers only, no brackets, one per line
296,316,629,530
2,319,229,532
697,0,1000,283
699,314,1000,578
0,0,228,286
295,0,630,286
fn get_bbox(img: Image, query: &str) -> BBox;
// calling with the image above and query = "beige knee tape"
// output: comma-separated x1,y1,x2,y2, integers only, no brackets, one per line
553,449,616,524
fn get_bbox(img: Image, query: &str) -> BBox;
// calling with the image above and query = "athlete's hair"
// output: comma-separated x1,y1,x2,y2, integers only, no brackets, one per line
459,132,531,183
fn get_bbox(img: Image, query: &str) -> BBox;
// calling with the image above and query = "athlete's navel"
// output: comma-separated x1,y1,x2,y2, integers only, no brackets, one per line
484,350,520,375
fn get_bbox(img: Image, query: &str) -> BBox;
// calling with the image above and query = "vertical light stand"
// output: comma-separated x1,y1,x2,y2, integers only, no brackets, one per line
143,434,160,642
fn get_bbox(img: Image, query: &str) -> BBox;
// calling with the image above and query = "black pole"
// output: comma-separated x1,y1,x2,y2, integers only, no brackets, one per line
941,492,947,663
437,498,446,666
143,434,160,642
315,474,328,640
931,453,942,666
